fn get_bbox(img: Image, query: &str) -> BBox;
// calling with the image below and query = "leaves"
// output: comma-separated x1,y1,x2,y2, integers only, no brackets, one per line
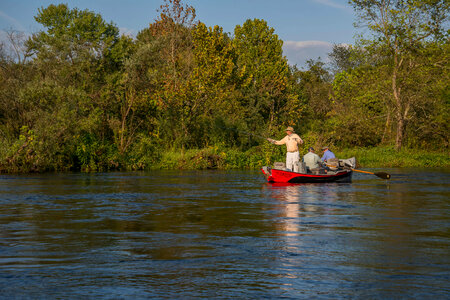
0,0,448,172
350,0,450,149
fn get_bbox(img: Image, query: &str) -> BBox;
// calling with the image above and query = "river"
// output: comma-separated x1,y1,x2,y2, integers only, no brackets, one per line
0,169,449,298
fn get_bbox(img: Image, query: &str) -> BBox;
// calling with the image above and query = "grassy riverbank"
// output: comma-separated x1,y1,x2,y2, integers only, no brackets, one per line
151,146,449,170
1,145,448,173
336,147,450,168
151,146,282,170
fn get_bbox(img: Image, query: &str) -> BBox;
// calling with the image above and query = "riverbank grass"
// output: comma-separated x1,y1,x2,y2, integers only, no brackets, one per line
153,146,449,170
336,147,449,168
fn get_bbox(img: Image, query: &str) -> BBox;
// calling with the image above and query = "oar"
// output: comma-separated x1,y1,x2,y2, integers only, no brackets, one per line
351,168,391,179
327,163,391,179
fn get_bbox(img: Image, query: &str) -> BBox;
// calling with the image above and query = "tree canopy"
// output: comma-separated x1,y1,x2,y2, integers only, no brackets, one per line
0,0,448,172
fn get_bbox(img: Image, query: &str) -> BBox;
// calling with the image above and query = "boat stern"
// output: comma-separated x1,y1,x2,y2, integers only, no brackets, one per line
261,166,273,182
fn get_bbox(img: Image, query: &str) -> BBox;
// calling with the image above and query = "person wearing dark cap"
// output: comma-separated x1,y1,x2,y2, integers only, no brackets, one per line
321,146,335,162
303,147,321,170
267,126,303,171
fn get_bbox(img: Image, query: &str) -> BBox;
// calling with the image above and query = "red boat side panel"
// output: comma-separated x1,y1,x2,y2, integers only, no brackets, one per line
261,167,352,183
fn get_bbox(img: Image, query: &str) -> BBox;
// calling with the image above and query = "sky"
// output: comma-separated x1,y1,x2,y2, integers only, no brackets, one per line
0,0,358,67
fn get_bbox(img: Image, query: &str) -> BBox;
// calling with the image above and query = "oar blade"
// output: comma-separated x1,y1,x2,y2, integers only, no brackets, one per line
374,172,391,180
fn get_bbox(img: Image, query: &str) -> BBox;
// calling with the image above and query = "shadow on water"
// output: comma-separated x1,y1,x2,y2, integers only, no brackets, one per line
0,169,449,298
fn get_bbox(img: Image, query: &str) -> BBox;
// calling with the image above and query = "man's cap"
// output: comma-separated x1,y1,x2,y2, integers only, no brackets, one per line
309,147,315,151
285,126,295,132
322,146,329,150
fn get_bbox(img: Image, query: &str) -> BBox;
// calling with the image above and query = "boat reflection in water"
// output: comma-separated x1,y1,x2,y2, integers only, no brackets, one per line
265,182,340,237
275,184,301,237
262,182,342,285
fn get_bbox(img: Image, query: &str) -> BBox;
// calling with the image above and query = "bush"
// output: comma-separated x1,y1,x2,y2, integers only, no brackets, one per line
336,146,450,168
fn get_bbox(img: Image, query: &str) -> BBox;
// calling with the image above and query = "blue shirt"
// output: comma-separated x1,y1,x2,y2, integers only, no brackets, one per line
321,150,335,161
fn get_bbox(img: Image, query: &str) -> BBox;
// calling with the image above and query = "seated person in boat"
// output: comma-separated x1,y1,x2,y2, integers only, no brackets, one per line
303,147,322,170
321,146,335,162
267,126,303,171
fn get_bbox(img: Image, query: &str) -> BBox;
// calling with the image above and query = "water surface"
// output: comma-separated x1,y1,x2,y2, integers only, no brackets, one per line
0,169,449,298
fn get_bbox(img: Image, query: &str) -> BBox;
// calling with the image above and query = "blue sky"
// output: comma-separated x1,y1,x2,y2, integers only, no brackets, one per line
0,0,357,67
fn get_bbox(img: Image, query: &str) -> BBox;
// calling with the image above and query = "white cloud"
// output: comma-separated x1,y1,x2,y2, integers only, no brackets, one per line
283,40,333,67
284,40,332,49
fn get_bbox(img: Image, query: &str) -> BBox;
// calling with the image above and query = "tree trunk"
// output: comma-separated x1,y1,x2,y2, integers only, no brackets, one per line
119,89,135,154
395,115,404,151
392,45,404,151
382,108,391,144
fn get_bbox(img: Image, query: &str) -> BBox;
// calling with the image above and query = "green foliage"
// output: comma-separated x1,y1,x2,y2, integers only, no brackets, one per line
337,146,450,168
29,3,120,61
125,133,162,170
349,0,450,150
0,126,38,172
75,133,119,172
329,67,387,146
293,59,333,128
150,145,285,170
233,19,297,130
0,0,448,173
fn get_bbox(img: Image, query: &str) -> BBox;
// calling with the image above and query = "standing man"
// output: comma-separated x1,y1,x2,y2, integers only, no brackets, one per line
267,126,303,171
321,146,335,162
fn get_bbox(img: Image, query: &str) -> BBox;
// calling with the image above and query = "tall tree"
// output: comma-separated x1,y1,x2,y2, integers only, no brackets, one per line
350,0,450,150
26,4,122,88
0,30,32,137
187,22,242,146
148,0,196,90
233,19,295,132
331,64,389,146
138,0,197,148
17,4,134,171
328,44,373,75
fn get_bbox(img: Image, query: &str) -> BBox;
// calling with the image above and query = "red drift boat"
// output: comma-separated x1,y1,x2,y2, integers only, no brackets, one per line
261,158,355,183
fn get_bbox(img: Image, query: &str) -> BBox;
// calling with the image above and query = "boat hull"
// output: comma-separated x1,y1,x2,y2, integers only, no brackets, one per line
261,167,352,183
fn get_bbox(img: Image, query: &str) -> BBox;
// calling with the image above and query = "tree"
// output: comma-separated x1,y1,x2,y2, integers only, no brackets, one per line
350,0,450,150
137,0,197,148
1,29,30,64
402,41,450,148
298,59,333,120
328,44,372,75
26,4,122,88
187,22,242,147
0,30,33,138
11,4,135,171
331,65,389,146
150,0,196,89
233,19,295,132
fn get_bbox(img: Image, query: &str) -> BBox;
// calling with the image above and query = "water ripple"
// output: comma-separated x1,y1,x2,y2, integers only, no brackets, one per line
0,169,449,298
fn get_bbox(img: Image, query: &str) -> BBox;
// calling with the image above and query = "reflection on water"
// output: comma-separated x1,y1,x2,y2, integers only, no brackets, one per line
0,169,449,298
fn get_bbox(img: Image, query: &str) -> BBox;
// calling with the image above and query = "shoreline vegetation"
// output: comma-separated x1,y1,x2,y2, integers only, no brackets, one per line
154,147,450,170
1,146,448,173
140,147,450,170
0,1,448,174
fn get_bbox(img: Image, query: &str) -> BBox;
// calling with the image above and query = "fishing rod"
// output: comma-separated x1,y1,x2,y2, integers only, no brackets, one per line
216,125,268,140
237,130,268,140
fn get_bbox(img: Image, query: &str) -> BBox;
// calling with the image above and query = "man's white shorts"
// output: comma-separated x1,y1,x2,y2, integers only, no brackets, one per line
286,151,299,171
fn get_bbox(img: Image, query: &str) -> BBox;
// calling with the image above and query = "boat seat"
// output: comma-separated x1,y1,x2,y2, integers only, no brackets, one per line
273,162,286,170
327,158,339,170
310,168,326,175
